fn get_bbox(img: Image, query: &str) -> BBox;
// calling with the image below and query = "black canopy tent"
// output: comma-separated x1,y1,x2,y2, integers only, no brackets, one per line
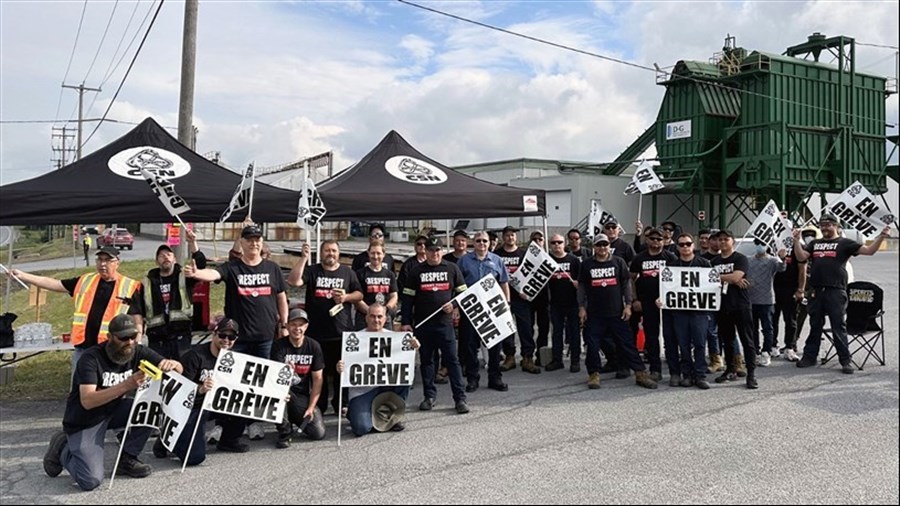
317,130,545,221
0,118,299,226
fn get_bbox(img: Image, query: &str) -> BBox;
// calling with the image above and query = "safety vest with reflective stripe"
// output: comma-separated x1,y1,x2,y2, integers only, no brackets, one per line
71,273,140,346
143,269,193,331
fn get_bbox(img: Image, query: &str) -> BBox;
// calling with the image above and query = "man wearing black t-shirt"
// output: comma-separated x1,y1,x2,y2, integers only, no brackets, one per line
495,226,541,374
710,230,758,389
42,314,182,491
351,224,396,273
289,240,363,415
157,317,249,463
630,227,676,382
186,224,288,360
271,308,326,447
546,234,581,372
578,234,657,390
401,237,470,414
793,214,889,373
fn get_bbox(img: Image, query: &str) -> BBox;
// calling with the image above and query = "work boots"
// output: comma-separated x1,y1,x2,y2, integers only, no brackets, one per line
708,353,725,373
587,372,601,389
734,354,748,378
634,370,658,389
500,354,516,371
520,357,542,374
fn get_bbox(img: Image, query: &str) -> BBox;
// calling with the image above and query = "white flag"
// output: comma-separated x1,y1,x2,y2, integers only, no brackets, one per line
624,161,665,195
826,181,896,240
747,200,794,252
454,275,517,349
588,199,617,239
220,164,255,223
297,177,327,227
140,169,191,217
508,241,560,302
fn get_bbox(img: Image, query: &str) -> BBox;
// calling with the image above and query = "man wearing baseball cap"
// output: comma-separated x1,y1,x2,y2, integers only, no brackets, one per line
792,213,890,373
43,314,182,490
5,245,142,371
139,228,206,359
270,308,326,447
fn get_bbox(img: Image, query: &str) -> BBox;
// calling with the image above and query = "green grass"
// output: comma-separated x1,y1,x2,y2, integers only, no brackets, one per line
0,260,227,401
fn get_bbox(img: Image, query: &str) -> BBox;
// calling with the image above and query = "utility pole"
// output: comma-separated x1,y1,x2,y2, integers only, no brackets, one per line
51,126,76,169
175,0,199,260
61,83,101,160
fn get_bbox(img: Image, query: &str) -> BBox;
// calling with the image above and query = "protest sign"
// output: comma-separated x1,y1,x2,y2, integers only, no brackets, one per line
455,275,516,349
827,181,896,240
508,241,560,302
202,350,290,424
340,331,417,388
128,371,197,452
659,266,722,311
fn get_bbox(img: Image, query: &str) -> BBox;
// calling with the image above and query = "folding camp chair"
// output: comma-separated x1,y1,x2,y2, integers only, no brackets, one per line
822,281,885,370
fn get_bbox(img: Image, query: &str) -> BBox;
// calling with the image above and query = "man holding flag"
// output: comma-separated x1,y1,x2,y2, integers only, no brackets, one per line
457,230,511,392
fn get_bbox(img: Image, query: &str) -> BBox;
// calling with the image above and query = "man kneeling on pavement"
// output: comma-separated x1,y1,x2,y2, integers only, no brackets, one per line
43,314,182,491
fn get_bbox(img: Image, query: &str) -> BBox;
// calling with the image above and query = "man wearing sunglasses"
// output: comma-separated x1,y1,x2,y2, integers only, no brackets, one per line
546,234,581,372
352,224,396,273
565,228,593,259
630,228,675,383
43,314,182,490
495,226,541,374
155,318,249,463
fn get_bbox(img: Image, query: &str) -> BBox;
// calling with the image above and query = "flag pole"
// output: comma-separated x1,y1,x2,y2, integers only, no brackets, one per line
247,162,256,220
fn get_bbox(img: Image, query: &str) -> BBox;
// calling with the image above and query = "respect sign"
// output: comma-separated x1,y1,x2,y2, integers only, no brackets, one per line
340,331,416,388
659,266,722,311
202,351,290,424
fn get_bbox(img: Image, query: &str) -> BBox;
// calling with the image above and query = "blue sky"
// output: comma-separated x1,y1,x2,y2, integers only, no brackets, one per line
2,0,898,186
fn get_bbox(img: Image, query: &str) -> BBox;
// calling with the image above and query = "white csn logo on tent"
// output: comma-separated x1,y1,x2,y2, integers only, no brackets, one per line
108,147,191,180
384,156,448,185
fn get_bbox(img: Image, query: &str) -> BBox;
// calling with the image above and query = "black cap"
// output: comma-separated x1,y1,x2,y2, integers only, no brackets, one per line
453,229,468,238
414,234,429,244
108,314,137,338
819,213,839,225
644,227,663,238
660,220,677,229
288,308,309,322
501,226,518,234
714,229,735,239
369,223,386,235
603,220,619,228
155,244,173,257
95,246,120,259
241,224,263,238
425,237,443,250
215,318,239,335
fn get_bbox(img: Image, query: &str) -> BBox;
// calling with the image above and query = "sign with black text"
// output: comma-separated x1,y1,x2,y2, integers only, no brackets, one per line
340,331,416,387
588,200,617,239
659,266,722,311
826,181,896,240
202,350,290,424
140,168,191,217
454,275,516,349
127,371,196,453
747,200,793,252
509,241,560,302
623,161,665,195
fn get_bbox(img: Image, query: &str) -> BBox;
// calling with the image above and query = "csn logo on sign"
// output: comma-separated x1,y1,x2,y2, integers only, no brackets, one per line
384,156,448,185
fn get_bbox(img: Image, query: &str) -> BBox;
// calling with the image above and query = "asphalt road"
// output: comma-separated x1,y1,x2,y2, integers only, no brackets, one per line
1,253,897,504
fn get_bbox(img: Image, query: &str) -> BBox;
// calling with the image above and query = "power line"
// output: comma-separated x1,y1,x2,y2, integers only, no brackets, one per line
858,41,900,50
398,0,898,128
82,0,166,149
81,0,120,86
1,118,176,130
52,0,89,127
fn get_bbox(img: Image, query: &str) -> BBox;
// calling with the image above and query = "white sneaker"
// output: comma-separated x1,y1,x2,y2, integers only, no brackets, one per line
247,422,265,441
769,347,781,359
206,425,222,445
785,348,801,362
758,352,771,367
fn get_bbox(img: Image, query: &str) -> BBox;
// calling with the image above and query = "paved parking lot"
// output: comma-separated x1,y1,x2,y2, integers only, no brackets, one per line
1,253,897,504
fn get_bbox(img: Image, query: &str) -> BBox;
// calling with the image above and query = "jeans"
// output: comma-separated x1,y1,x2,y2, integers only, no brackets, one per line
418,324,466,402
347,385,410,436
661,310,681,375
672,311,709,379
751,304,775,353
317,339,345,415
232,339,273,360
584,315,645,374
171,410,245,466
459,314,502,385
773,287,799,349
641,303,663,373
60,397,151,491
550,305,579,363
277,392,325,441
148,331,192,360
531,293,550,352
802,287,850,364
503,298,535,359
706,313,720,355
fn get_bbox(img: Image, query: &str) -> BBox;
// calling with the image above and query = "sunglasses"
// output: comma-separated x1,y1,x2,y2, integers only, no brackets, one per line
678,242,693,247
550,240,563,244
217,333,238,341
647,236,663,241
474,239,489,243
415,242,426,247
594,243,610,247
604,224,617,229
662,227,674,232
115,334,138,342
370,233,384,238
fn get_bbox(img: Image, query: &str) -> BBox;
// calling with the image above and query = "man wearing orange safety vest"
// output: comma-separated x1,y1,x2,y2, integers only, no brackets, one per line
7,246,143,369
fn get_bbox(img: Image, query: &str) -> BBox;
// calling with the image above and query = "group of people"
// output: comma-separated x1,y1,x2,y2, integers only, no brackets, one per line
3,214,890,491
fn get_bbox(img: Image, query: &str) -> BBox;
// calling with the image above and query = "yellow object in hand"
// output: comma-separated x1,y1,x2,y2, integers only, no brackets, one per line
139,360,162,381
